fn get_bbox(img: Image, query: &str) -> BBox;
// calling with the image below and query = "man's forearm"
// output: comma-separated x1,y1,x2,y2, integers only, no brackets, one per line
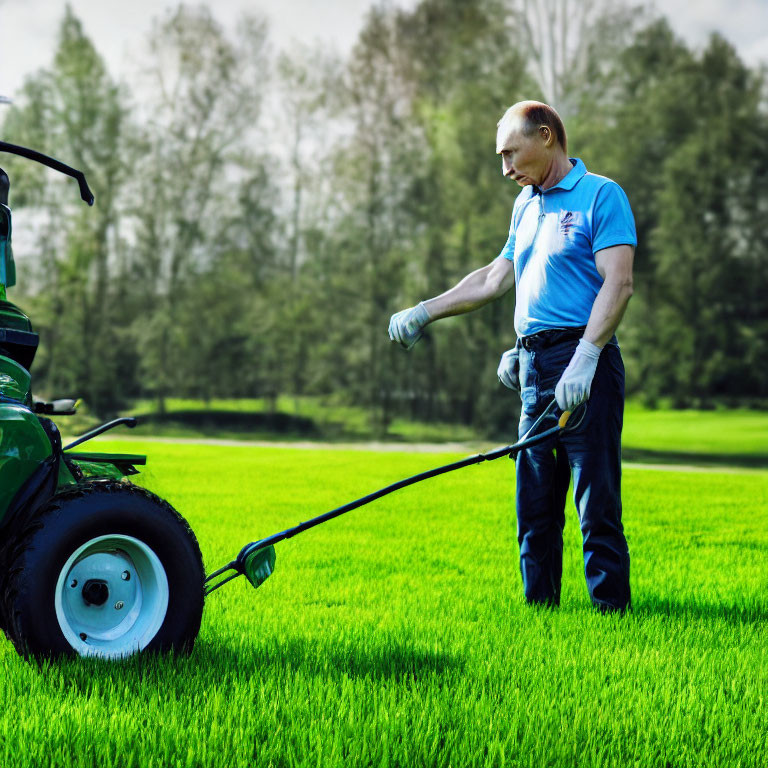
421,266,495,320
422,260,512,321
582,278,634,348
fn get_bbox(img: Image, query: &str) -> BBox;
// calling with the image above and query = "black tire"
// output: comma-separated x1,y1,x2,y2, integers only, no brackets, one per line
1,481,204,660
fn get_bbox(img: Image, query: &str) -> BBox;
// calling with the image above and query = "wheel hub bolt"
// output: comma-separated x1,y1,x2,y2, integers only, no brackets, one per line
70,579,78,588
121,571,130,581
114,601,124,610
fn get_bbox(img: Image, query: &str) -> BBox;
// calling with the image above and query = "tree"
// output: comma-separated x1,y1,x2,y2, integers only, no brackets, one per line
1,6,131,415
584,21,768,405
129,5,272,412
269,44,344,409
504,0,651,115
646,34,768,404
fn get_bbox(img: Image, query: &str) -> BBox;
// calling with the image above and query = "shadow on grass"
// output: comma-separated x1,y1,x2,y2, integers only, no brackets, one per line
22,625,457,693
622,447,768,469
632,595,768,626
194,633,460,681
29,637,456,704
34,644,205,695
134,410,319,437
27,641,456,715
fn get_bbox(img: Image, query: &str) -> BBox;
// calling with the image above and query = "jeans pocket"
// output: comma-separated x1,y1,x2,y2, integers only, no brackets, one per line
538,340,578,394
539,339,578,369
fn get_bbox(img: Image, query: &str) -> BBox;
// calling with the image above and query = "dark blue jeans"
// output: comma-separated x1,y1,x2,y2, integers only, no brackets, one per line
516,334,630,611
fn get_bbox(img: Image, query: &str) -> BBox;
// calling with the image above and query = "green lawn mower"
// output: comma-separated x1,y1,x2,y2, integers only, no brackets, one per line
0,135,580,662
0,139,204,660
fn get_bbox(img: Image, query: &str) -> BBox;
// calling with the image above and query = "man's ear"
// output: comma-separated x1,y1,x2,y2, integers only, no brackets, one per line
539,125,554,147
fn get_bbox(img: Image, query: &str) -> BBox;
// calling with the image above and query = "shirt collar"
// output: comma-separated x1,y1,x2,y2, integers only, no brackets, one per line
538,157,587,193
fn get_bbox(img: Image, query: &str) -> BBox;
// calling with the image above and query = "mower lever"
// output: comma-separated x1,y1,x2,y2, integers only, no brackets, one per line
63,416,137,451
0,141,94,205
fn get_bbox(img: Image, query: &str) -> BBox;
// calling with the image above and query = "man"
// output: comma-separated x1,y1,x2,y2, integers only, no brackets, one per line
388,100,635,612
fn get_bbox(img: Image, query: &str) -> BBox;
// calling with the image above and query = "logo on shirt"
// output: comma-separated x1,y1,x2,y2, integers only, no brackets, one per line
560,211,575,236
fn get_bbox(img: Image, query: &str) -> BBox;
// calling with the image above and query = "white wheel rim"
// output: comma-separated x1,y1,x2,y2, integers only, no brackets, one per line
54,534,169,659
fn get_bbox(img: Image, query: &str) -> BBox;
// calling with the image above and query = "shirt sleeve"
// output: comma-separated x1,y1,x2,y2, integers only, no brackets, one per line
499,232,515,261
591,181,637,254
500,195,522,261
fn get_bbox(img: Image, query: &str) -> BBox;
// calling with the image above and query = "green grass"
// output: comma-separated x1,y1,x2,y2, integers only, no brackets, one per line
622,404,768,465
59,396,768,468
1,441,766,767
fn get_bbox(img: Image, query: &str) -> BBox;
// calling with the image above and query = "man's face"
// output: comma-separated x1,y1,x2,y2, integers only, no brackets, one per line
496,121,549,187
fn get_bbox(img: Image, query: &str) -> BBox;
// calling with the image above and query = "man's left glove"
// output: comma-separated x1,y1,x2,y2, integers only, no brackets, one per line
554,338,602,411
388,302,431,350
497,346,520,391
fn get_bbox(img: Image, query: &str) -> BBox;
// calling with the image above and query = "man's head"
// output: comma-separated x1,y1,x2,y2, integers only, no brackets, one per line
496,101,568,187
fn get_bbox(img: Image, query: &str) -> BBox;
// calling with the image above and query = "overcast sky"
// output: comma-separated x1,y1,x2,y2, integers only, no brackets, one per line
0,0,766,99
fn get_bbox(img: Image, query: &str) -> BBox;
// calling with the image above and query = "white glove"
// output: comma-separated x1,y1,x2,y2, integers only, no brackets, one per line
555,338,601,411
388,302,431,350
497,346,520,391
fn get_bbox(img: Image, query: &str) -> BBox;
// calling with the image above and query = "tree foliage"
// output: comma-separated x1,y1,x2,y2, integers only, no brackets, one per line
0,1,765,425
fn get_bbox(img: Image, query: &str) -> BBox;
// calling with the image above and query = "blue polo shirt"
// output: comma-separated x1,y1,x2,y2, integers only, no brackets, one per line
499,158,636,338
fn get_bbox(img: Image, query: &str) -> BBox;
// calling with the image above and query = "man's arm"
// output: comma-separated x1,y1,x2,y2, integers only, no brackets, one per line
422,255,516,320
582,244,635,347
388,255,515,349
554,244,634,410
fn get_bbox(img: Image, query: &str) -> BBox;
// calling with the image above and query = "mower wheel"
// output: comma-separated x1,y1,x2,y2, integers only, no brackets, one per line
1,481,204,660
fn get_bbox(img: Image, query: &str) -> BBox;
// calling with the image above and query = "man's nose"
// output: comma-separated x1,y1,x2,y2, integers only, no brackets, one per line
502,157,514,176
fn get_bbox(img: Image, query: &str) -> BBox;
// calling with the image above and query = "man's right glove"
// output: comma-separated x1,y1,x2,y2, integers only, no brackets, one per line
497,345,520,391
388,302,431,350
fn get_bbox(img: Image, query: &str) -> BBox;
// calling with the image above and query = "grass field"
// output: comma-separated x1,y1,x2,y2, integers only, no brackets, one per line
60,396,768,468
0,440,766,766
621,404,768,466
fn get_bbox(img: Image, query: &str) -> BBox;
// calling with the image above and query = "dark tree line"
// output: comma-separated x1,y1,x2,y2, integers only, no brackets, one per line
1,1,766,431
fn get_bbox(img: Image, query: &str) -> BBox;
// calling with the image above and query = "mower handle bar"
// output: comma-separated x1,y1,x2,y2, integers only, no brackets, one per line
204,400,582,594
238,404,569,554
63,417,137,451
0,141,94,206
